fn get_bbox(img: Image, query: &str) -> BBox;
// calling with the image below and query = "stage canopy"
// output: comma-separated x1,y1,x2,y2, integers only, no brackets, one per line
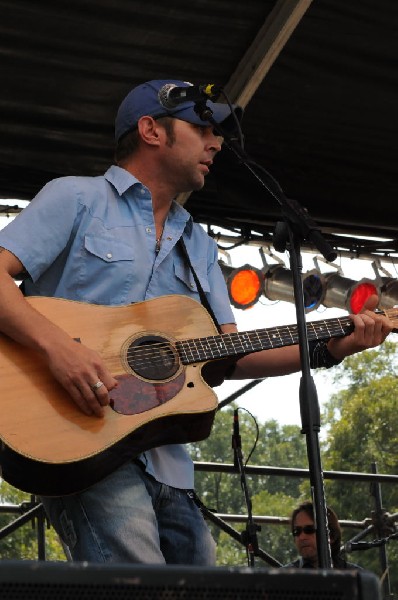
2,0,398,259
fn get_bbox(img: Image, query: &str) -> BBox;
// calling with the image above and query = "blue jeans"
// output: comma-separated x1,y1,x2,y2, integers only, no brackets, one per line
41,461,216,565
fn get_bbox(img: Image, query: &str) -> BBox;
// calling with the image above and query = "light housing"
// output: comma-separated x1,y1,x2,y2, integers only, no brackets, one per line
378,277,398,309
323,274,379,313
264,266,327,312
219,262,264,309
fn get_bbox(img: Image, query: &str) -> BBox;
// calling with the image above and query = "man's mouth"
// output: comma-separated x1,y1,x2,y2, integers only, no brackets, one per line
200,160,213,172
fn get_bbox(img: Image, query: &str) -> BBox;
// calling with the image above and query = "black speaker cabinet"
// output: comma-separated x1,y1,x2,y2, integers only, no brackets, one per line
0,561,381,600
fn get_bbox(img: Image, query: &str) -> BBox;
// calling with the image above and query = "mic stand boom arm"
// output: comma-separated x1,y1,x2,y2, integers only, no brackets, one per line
200,102,335,569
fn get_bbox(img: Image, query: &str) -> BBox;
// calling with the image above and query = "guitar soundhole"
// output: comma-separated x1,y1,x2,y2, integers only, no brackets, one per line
127,335,180,381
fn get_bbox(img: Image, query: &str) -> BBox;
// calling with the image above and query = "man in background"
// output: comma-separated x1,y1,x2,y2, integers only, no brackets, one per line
284,501,362,569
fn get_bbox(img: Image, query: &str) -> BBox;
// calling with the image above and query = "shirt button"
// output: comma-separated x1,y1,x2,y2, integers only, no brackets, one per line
106,253,112,259
190,283,195,289
140,188,146,195
146,227,152,233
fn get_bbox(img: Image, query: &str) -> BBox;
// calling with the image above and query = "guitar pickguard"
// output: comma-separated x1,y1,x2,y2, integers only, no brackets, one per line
110,371,186,415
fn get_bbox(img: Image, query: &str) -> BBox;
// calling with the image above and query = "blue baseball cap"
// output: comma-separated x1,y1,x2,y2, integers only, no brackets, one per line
115,79,242,142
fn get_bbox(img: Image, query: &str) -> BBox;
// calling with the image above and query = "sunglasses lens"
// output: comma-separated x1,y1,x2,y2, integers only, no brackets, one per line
293,525,316,536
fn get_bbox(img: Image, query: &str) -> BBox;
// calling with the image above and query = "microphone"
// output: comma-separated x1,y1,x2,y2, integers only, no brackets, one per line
158,83,222,109
345,539,385,552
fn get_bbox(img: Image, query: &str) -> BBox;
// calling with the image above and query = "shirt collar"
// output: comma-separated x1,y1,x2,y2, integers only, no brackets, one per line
105,164,141,195
104,165,193,236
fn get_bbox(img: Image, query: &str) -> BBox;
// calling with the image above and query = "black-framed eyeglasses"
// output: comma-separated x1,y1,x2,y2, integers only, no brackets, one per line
292,525,317,537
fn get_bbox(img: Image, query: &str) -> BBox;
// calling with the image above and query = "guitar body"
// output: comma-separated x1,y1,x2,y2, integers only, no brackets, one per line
0,295,220,496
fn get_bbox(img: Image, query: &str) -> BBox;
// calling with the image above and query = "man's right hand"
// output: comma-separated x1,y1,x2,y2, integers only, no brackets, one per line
45,338,118,417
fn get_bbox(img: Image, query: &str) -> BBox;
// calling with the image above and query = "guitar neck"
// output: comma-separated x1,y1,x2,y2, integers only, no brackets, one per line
176,315,356,365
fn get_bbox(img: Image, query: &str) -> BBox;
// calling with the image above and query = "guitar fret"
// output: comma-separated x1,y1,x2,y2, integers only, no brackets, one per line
267,327,287,348
285,326,296,345
234,332,253,353
197,337,212,359
252,330,263,350
256,329,273,349
221,334,237,355
247,332,263,351
214,336,228,356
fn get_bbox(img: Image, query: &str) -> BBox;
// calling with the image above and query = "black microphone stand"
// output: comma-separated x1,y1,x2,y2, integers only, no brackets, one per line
232,409,261,567
370,462,395,599
196,100,336,568
189,490,281,567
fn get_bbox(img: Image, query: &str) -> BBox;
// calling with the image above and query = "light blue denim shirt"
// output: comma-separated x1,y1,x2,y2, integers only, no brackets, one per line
0,165,235,489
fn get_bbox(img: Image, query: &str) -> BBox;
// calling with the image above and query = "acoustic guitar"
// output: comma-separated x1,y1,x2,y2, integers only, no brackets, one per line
0,294,395,496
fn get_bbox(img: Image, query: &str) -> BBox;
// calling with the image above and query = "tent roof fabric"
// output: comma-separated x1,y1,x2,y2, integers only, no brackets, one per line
1,0,398,257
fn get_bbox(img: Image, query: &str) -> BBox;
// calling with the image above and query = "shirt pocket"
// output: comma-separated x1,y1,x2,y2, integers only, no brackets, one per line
76,234,135,304
173,257,211,295
84,234,135,263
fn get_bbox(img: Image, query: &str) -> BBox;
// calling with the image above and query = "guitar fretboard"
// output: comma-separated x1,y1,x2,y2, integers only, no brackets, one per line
176,316,354,365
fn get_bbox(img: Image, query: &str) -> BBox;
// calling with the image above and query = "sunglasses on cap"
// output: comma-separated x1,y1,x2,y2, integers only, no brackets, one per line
292,525,317,537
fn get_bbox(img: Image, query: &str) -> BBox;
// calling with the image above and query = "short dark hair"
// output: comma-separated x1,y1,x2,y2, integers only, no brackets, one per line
114,116,176,165
290,501,342,557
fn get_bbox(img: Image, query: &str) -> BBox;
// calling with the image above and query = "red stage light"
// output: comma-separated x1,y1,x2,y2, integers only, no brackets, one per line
349,282,378,314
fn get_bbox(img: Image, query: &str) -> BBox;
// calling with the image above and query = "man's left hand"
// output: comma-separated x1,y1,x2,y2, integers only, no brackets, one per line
327,294,393,360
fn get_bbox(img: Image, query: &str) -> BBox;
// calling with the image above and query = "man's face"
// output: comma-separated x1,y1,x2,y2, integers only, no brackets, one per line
159,119,223,193
293,511,318,563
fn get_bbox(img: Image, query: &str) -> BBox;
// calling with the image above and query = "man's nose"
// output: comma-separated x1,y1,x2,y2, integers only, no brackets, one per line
298,531,309,537
208,133,223,153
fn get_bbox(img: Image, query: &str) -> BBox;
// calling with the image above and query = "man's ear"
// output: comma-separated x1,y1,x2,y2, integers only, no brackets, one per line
137,116,162,147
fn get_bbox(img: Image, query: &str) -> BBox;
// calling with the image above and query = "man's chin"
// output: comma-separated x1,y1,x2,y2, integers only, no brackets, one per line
192,177,206,191
178,178,205,195
300,548,316,559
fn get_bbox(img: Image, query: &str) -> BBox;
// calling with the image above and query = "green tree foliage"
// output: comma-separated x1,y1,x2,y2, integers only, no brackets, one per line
321,341,398,592
0,480,66,561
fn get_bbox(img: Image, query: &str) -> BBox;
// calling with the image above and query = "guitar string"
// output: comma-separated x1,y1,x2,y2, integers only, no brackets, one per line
112,309,398,371
123,308,398,367
122,317,355,369
125,319,353,363
125,325,350,365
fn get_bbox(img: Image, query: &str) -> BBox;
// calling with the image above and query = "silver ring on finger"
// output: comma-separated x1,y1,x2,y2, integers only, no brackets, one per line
90,380,104,392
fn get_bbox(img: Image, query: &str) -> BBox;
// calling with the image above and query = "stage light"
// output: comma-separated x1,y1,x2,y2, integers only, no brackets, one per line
264,266,326,312
350,282,378,313
219,262,264,309
323,274,379,313
378,277,398,309
219,254,398,313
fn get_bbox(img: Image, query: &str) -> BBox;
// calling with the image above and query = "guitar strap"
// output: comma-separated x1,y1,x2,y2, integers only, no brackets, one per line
178,236,239,383
178,236,222,333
